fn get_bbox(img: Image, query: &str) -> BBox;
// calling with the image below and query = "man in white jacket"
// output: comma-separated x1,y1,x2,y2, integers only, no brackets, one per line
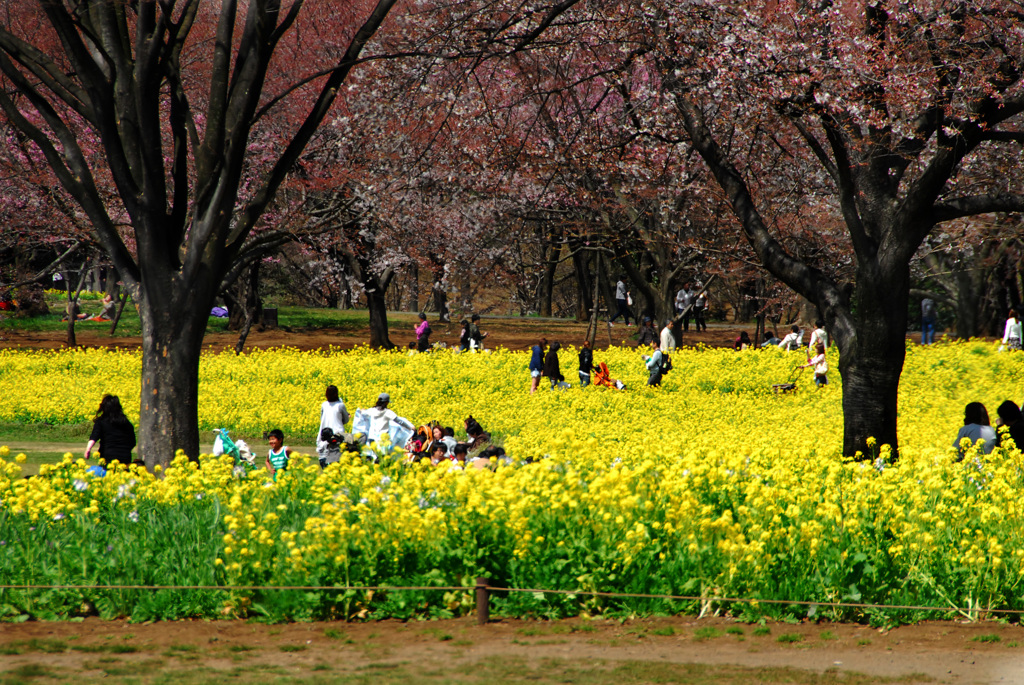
660,320,676,352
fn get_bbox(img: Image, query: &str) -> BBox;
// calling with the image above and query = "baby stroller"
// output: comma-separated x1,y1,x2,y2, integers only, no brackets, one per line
771,367,800,394
592,361,626,390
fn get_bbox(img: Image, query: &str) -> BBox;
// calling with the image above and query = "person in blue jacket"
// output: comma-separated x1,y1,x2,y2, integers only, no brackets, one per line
529,338,548,394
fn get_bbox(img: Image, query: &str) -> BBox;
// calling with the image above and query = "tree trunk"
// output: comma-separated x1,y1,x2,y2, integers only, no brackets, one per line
834,266,909,459
138,300,210,469
538,235,561,318
406,262,419,312
429,261,450,322
572,245,593,322
367,286,394,349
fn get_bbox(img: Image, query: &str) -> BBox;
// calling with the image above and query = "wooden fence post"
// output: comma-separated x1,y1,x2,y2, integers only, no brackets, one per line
475,577,490,625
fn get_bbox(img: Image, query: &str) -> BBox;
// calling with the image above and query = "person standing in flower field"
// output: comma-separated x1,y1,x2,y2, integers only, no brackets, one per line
84,394,136,466
808,319,828,353
266,429,292,481
693,283,708,332
1001,307,1021,351
660,319,676,353
529,338,547,393
578,339,594,387
799,341,829,387
316,385,350,469
643,340,663,387
543,341,565,389
636,316,657,347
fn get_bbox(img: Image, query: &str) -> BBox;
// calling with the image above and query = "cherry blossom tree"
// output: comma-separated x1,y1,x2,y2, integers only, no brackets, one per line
634,0,1024,456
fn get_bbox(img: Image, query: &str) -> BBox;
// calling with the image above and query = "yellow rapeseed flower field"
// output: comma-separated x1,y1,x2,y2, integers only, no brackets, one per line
0,341,1022,623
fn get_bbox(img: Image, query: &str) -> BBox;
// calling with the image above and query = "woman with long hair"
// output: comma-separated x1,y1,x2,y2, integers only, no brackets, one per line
84,394,136,465
953,402,996,459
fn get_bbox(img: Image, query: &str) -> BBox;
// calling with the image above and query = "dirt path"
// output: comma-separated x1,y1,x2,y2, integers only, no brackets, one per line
0,317,752,353
1,616,1021,684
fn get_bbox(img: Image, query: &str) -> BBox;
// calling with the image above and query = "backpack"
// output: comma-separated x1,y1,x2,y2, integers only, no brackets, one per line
660,353,672,374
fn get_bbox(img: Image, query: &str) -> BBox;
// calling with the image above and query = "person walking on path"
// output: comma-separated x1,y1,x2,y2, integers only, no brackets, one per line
675,283,693,332
921,297,937,345
609,276,633,326
468,314,488,350
415,312,431,352
693,284,708,332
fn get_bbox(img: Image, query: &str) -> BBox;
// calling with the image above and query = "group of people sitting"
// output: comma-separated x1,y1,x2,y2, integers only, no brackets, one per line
312,387,507,473
63,293,118,322
954,400,1024,459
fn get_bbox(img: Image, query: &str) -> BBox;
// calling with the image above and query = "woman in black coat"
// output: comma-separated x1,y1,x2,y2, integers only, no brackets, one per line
542,341,564,389
84,395,137,466
996,400,1024,450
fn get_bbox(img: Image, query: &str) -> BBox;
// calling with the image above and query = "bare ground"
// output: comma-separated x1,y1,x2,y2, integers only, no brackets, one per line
1,616,1022,684
0,317,750,353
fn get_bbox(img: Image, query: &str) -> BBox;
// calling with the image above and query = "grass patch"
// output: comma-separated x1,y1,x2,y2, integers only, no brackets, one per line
819,630,837,641
753,626,771,637
95,658,165,677
279,644,308,653
228,644,255,652
857,638,872,646
777,633,803,644
650,626,676,636
726,626,745,636
457,654,912,684
6,663,54,679
972,634,1001,643
693,627,722,642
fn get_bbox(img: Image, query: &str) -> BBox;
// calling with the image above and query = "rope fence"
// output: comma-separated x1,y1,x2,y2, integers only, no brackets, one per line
1,580,1018,623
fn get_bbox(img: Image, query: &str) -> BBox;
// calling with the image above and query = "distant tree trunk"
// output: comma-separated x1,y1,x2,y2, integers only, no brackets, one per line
429,259,450,322
571,244,594,322
225,264,262,332
366,268,396,349
406,262,419,312
108,291,128,336
64,264,90,347
538,231,561,317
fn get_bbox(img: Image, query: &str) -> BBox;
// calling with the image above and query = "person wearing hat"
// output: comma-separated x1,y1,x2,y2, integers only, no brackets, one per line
352,393,415,453
636,316,657,347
